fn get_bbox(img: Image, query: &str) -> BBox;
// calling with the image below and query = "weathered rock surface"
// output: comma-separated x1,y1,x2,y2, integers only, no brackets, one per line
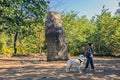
45,11,68,61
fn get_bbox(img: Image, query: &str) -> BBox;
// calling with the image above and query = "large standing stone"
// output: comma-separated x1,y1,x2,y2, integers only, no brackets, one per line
45,11,68,61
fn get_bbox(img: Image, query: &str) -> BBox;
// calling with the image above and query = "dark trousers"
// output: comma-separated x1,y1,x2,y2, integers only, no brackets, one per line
85,58,94,69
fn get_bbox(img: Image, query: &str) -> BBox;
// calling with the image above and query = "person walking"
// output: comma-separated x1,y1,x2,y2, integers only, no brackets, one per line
84,42,95,72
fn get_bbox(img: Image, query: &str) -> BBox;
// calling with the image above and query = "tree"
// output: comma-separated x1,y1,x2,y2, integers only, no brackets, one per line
62,11,95,55
93,6,119,55
0,0,49,55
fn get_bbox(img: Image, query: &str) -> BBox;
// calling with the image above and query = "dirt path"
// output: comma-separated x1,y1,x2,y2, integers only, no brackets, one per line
0,55,120,80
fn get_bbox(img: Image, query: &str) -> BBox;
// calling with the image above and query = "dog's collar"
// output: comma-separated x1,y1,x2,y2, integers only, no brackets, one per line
78,59,83,63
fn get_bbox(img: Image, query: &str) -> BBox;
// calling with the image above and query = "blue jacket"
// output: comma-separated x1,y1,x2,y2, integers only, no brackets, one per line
86,46,94,58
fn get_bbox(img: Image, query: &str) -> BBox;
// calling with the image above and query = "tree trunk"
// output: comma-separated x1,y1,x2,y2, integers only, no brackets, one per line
45,11,68,61
38,34,42,55
13,32,18,55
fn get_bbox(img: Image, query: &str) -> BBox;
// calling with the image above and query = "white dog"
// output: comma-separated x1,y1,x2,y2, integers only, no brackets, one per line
66,54,84,74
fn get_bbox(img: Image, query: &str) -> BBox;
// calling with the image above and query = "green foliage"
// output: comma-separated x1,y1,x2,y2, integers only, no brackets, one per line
0,0,49,55
16,24,45,54
93,7,120,55
0,3,120,57
62,7,120,56
62,11,96,55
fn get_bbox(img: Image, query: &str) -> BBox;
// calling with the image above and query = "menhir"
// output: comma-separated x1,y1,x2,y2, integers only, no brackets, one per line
45,11,68,61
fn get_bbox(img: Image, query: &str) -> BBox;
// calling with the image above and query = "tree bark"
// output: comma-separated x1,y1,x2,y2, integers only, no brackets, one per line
13,31,18,55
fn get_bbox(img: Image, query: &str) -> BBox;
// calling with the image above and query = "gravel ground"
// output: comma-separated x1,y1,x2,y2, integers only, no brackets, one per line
0,55,120,80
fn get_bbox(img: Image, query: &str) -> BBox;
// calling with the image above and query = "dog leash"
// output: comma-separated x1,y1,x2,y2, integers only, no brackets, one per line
78,59,83,63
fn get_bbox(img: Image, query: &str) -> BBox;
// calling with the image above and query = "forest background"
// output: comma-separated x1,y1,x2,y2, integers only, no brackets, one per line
0,0,120,57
